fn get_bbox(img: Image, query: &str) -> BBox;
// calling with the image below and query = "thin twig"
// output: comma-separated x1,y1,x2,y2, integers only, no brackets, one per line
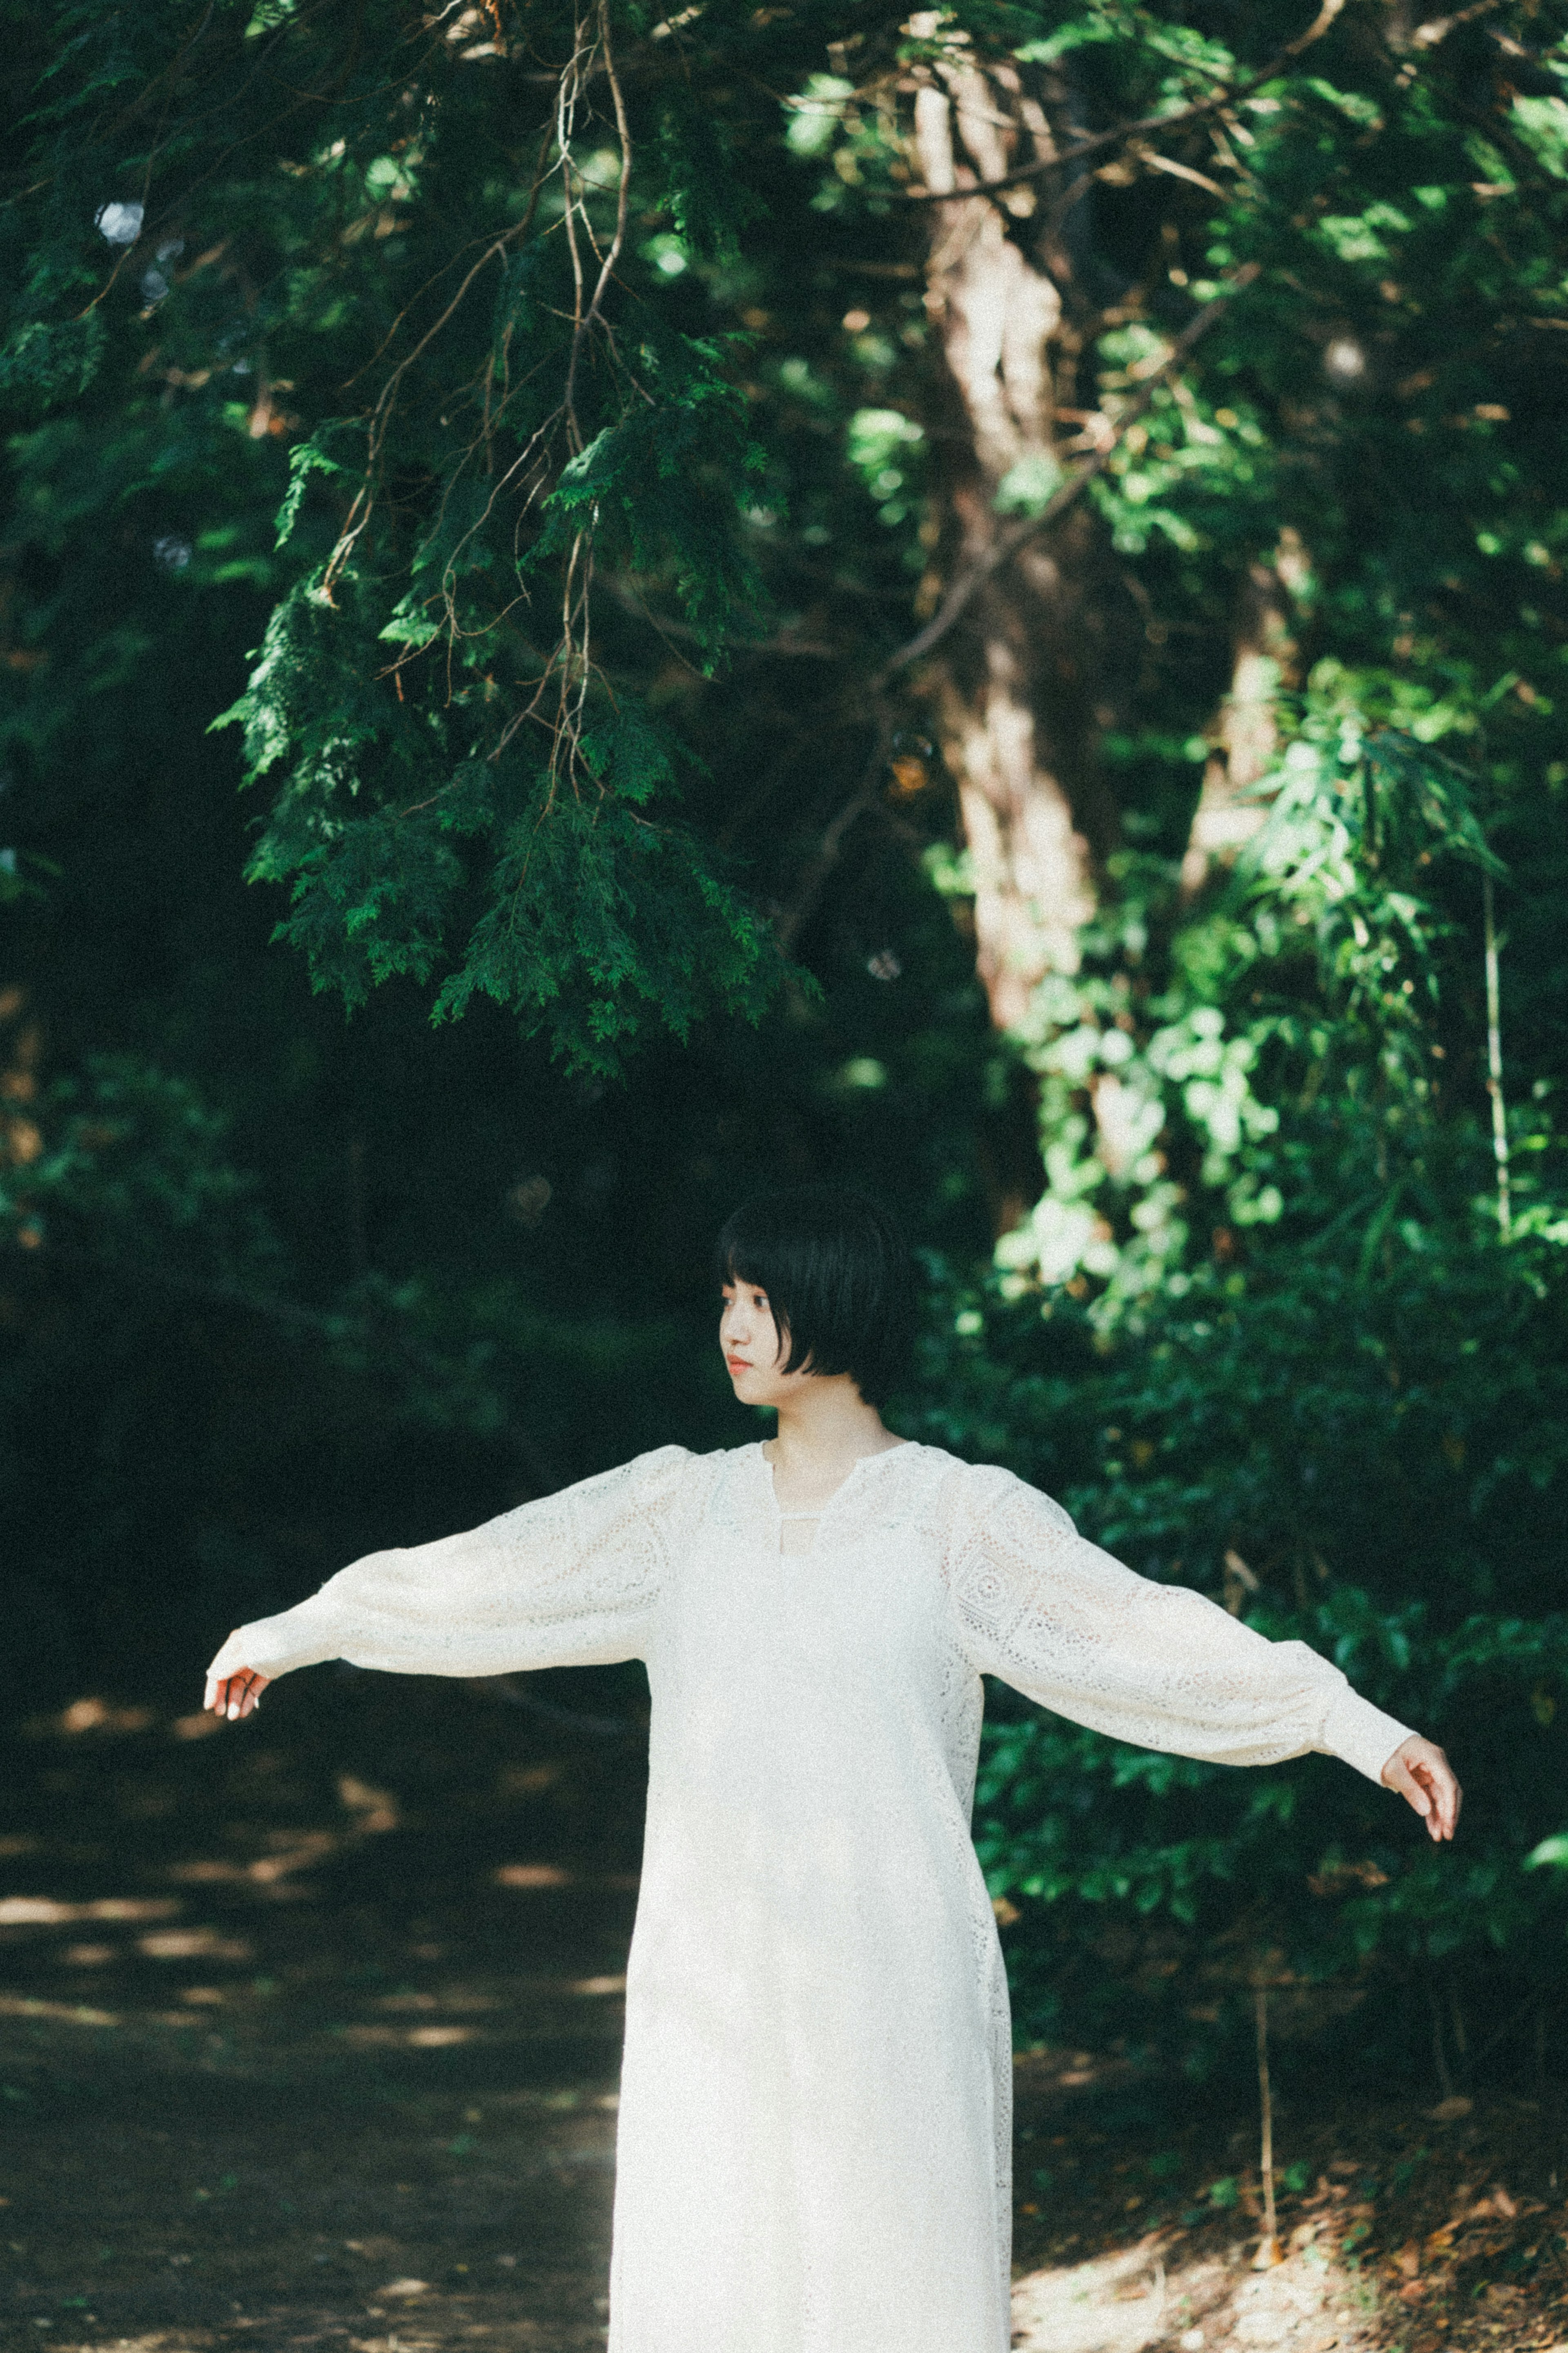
1254,1981,1282,2267
321,233,519,595
584,0,634,339
1429,1975,1456,2101
1483,871,1511,1238
773,708,897,950
557,13,597,446
346,120,560,395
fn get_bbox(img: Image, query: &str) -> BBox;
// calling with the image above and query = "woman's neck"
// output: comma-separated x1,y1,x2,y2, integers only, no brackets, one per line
763,1378,902,1509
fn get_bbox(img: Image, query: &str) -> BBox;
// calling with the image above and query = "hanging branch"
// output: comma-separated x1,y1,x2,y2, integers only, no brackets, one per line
1483,870,1512,1239
574,2,635,379
323,6,617,606
334,0,643,823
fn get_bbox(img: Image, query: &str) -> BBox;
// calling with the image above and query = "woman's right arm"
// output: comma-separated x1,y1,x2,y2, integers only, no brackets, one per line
944,1462,1458,1832
203,1444,693,1719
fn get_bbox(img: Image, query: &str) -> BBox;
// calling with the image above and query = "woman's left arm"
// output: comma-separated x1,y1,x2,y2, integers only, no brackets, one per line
944,1466,1460,1838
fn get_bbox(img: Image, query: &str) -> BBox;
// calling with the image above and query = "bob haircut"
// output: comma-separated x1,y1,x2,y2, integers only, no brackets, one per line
715,1185,917,1409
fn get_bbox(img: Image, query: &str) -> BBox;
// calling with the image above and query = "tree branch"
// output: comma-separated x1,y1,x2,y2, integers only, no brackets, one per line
773,708,896,952
871,265,1259,689
896,0,1346,205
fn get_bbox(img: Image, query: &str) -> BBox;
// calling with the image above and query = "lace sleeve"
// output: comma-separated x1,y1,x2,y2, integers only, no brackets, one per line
206,1445,692,1684
944,1466,1414,1785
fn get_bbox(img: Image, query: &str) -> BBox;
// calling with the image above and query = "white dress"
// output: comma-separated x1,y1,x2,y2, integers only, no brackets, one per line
208,1440,1412,2353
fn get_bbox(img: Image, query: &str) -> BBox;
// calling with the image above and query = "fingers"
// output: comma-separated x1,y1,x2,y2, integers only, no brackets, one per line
1383,1739,1462,1842
229,1670,265,1720
1410,1743,1460,1842
1427,1752,1462,1841
1385,1755,1431,1818
204,1666,269,1721
205,1634,241,1717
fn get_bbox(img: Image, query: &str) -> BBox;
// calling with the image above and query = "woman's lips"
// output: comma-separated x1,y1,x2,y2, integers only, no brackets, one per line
726,1357,750,1372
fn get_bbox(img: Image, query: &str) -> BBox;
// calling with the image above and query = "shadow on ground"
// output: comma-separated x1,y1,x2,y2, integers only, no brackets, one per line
2,1681,1566,2353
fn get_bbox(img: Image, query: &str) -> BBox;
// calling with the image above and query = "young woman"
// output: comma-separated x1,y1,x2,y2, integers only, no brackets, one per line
205,1185,1459,2353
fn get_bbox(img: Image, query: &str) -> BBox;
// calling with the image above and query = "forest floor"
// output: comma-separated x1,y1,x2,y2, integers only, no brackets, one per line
2,1679,1565,2353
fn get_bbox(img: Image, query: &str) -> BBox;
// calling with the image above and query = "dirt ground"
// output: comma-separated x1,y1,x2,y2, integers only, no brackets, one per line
2,1678,1565,2353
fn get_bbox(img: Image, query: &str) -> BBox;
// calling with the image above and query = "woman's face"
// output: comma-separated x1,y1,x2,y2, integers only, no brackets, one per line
720,1277,812,1408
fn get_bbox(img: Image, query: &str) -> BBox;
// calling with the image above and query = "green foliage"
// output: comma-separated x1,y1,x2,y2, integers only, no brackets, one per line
996,696,1519,1307
2,0,804,1071
432,774,778,1075
911,1224,1568,2065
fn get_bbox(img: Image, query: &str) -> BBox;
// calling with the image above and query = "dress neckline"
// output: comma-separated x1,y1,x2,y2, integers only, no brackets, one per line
755,1437,913,1526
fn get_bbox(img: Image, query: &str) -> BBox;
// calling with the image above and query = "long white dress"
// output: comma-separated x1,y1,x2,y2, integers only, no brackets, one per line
208,1439,1412,2353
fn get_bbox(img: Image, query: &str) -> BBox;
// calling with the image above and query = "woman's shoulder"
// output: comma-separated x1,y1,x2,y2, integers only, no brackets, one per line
897,1445,1078,1533
626,1439,762,1496
849,1439,1012,1522
888,1440,1019,1494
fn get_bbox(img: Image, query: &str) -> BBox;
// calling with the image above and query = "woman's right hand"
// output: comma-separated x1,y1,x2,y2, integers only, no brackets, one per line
1381,1733,1461,1840
205,1647,270,1721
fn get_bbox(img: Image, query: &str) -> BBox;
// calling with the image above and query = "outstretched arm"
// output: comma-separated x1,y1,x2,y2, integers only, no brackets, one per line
947,1464,1460,1829
202,1444,693,1721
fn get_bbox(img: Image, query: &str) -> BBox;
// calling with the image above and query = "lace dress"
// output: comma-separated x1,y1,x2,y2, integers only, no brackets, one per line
207,1440,1412,2353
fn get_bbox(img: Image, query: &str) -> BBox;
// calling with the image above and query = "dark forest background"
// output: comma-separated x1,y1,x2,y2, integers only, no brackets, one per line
4,0,1568,2098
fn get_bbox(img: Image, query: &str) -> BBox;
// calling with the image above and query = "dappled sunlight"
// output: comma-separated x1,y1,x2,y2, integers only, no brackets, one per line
137,1927,252,1961
0,1895,177,1924
1011,2237,1170,2353
335,2021,481,2049
1010,2230,1376,2353
35,1698,156,1737
0,1993,120,2028
496,1862,640,1891
170,1711,223,1742
0,1677,643,2345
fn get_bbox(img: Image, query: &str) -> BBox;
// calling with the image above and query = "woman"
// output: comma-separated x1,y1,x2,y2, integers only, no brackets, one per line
205,1185,1459,2353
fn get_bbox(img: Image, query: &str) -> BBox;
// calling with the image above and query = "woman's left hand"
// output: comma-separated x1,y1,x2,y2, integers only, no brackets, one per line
204,1651,270,1721
1381,1735,1461,1840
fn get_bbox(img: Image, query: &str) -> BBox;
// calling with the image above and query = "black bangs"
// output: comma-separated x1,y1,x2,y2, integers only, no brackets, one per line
715,1186,916,1410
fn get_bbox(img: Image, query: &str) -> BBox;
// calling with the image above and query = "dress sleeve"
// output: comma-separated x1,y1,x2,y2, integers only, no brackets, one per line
944,1466,1414,1785
206,1445,692,1684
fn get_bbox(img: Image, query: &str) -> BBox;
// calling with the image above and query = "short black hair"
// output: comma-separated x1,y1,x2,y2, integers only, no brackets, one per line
715,1185,917,1409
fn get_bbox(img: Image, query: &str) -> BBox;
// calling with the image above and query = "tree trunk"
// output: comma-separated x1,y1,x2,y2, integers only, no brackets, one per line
911,44,1125,1033
1180,532,1307,895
